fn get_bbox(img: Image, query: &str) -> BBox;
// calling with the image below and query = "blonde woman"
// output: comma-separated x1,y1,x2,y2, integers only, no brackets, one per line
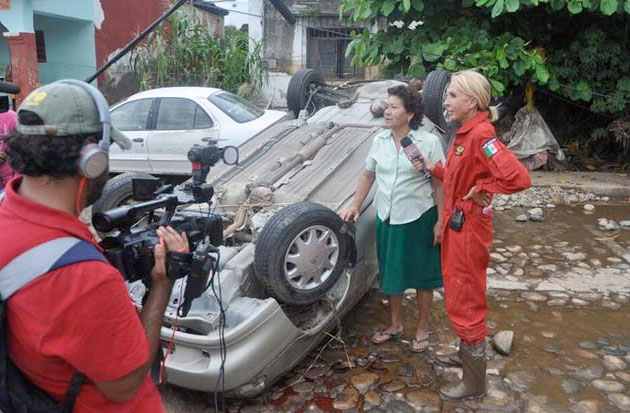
422,70,531,400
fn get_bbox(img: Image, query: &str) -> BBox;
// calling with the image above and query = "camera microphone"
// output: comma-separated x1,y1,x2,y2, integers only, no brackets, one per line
0,81,20,95
400,136,430,178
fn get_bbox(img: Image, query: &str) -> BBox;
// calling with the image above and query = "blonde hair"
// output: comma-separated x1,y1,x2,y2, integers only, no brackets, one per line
450,70,499,122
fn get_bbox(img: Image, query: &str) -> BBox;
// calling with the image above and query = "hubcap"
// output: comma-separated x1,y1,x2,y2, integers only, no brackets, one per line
284,225,339,291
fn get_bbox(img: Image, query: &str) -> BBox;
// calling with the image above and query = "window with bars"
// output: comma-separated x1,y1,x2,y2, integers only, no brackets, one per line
306,28,364,79
35,30,46,63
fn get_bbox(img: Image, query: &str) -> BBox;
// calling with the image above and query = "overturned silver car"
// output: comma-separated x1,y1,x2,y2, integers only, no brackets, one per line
105,71,451,397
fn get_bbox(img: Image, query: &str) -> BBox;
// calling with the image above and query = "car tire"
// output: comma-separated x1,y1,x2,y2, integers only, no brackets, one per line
92,171,155,215
422,70,452,131
287,69,325,117
254,202,349,305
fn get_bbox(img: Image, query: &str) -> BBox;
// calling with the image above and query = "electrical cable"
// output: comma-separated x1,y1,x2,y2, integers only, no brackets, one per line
209,250,226,412
189,174,227,412
159,285,184,384
75,177,88,217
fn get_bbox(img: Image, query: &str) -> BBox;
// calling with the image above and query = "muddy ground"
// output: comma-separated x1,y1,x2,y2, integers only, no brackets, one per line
158,184,630,412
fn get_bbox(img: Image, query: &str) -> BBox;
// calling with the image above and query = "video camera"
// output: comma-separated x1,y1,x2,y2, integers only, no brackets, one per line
92,141,238,316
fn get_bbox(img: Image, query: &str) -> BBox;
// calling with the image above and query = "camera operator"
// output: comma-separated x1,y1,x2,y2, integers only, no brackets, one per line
0,81,187,412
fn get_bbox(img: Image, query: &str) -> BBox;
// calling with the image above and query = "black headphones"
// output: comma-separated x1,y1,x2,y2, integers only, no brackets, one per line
54,79,112,179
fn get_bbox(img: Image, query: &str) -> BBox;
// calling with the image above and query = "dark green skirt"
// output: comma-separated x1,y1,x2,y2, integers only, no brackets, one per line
376,206,443,295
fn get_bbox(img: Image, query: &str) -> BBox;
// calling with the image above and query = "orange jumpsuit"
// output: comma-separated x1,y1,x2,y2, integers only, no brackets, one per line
432,112,531,345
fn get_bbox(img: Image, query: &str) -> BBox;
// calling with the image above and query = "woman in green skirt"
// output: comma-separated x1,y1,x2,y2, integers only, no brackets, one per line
340,85,445,352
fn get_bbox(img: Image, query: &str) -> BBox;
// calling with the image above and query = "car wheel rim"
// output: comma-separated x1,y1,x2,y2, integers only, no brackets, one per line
284,225,340,291
442,81,451,123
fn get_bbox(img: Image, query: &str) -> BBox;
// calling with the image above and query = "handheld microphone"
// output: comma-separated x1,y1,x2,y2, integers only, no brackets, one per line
401,136,430,178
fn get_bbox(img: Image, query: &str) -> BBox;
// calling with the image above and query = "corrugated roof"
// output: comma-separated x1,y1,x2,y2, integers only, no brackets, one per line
191,0,229,16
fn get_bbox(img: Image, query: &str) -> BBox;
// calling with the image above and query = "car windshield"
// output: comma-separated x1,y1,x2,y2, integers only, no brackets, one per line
208,92,264,123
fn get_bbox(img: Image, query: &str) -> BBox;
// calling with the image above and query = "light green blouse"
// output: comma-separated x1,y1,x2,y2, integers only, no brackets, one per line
365,128,445,225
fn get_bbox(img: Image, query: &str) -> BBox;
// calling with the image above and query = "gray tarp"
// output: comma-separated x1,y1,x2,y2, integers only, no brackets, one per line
502,106,566,170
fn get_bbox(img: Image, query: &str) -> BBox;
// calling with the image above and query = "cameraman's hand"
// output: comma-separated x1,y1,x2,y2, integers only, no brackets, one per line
157,226,189,253
151,226,189,284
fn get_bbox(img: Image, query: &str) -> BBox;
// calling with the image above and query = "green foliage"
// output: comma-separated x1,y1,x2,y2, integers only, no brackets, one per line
341,0,630,117
547,28,630,113
342,1,548,96
469,0,630,16
131,11,265,96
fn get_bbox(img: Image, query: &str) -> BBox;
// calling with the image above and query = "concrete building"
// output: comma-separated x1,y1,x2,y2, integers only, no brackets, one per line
250,0,372,79
248,0,376,108
188,0,229,38
0,0,229,105
0,0,98,104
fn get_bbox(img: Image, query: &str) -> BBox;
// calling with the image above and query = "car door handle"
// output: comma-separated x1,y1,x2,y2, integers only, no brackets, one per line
132,138,144,143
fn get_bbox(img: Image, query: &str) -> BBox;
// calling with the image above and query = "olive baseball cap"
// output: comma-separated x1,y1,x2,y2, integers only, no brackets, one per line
16,82,132,150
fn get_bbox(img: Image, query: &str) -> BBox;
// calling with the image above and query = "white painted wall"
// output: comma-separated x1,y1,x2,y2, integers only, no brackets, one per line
263,71,291,109
291,20,307,71
248,0,263,54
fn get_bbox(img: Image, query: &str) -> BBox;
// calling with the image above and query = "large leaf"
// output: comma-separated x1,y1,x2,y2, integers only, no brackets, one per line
489,79,506,94
513,60,526,76
387,37,405,54
600,0,618,14
550,0,566,10
422,43,447,62
535,64,550,83
587,0,600,10
408,63,427,78
444,58,457,71
381,0,396,16
506,0,521,11
496,48,510,68
412,0,425,12
567,0,583,12
625,0,630,12
576,80,593,100
492,0,505,17
402,0,412,12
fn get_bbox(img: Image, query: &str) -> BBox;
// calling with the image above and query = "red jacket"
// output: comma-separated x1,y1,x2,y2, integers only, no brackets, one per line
433,111,531,218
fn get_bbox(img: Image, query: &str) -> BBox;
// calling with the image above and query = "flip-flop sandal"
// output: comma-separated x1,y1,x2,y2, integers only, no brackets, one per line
371,329,403,344
411,336,430,353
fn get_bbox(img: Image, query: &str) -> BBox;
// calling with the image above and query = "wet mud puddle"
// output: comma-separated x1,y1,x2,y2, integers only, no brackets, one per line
225,295,629,413
164,205,630,412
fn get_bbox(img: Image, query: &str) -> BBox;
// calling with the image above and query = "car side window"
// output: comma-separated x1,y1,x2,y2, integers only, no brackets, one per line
194,105,213,129
111,99,153,131
208,92,264,123
155,98,213,130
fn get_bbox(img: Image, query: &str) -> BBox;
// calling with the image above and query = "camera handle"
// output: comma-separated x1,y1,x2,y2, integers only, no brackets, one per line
178,240,218,317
